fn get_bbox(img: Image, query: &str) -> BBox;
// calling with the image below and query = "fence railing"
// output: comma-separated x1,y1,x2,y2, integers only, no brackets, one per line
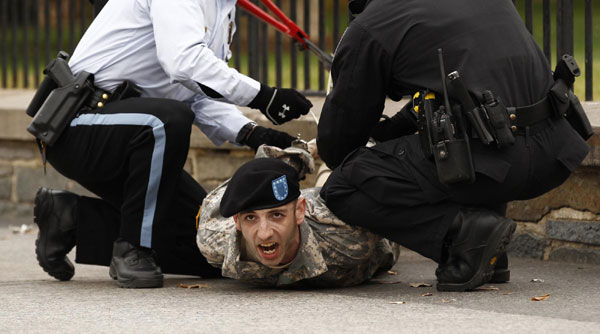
514,0,596,101
0,0,597,100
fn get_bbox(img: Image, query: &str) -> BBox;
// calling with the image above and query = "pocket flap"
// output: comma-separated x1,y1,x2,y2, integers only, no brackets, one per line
472,155,511,183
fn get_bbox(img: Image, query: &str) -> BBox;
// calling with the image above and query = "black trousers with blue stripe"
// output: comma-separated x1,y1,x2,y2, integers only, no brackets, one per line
46,97,221,277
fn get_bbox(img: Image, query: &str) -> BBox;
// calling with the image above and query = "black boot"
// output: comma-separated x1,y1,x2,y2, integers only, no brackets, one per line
489,252,510,283
33,187,78,281
436,208,515,292
439,250,511,284
109,239,163,288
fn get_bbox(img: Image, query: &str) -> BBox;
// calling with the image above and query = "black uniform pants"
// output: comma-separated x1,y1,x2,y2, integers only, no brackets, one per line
321,117,589,263
46,97,221,277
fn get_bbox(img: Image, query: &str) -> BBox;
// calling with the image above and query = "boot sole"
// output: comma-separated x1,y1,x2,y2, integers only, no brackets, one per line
490,268,510,283
34,188,75,281
116,277,164,289
437,218,516,292
109,261,163,289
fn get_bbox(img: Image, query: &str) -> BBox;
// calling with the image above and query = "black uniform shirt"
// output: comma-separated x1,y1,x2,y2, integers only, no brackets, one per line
318,0,553,168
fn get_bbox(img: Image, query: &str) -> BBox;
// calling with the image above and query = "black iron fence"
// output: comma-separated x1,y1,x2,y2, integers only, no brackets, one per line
0,0,597,100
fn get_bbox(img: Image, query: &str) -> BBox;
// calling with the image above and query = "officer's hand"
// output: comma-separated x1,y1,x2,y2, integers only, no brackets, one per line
370,103,418,142
307,138,320,160
248,84,313,125
243,125,295,151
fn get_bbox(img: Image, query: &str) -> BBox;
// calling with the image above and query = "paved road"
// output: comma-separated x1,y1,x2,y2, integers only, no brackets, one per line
1,223,599,333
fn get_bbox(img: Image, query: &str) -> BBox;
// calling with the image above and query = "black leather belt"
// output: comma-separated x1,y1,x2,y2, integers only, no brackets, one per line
507,96,553,129
84,80,141,110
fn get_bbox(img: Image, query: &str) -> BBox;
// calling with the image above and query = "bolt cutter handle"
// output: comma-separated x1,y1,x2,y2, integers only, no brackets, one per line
237,0,332,69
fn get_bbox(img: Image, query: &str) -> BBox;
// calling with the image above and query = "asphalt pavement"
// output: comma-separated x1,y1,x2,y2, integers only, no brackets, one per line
1,218,600,333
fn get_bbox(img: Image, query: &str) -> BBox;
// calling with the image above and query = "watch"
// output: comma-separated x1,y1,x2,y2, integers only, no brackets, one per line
235,121,258,145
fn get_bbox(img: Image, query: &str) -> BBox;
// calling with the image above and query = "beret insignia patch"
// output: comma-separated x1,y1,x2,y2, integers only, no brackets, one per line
271,175,289,201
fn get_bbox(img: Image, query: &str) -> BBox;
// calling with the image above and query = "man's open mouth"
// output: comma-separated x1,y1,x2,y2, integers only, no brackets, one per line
258,242,278,255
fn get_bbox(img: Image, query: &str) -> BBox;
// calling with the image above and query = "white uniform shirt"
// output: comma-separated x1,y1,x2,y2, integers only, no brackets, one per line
69,0,261,145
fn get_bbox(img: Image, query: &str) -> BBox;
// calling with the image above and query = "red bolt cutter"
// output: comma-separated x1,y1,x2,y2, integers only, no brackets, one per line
237,0,333,70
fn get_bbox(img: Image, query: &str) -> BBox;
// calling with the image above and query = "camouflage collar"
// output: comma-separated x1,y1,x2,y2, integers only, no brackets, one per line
221,220,328,285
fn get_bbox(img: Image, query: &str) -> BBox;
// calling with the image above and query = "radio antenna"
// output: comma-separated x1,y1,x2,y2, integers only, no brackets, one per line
437,48,452,114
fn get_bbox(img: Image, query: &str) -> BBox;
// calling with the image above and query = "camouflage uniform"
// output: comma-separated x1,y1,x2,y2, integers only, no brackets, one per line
197,185,400,288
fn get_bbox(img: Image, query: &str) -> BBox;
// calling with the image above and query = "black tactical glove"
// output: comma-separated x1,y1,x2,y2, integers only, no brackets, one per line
247,84,313,125
236,122,295,151
370,102,418,142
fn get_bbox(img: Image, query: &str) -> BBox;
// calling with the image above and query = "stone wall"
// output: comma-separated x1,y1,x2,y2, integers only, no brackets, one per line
0,90,327,219
2,90,600,264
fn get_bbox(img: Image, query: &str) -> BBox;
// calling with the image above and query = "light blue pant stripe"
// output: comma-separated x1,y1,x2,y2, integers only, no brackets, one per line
70,113,166,248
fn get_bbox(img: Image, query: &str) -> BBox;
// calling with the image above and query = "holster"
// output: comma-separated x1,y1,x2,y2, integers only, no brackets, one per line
566,91,593,140
549,79,593,140
26,52,95,146
549,54,593,140
26,52,143,147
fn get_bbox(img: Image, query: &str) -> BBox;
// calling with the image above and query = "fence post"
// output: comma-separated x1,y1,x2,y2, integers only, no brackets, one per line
543,0,551,63
10,0,18,87
34,0,40,87
1,0,7,88
303,0,311,91
556,0,574,58
585,0,593,101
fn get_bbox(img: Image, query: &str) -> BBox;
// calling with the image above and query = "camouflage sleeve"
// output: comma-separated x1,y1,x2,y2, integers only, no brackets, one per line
302,187,346,227
196,182,235,269
255,145,315,180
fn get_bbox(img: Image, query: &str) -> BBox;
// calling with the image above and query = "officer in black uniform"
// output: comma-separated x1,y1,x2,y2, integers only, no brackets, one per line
317,0,590,291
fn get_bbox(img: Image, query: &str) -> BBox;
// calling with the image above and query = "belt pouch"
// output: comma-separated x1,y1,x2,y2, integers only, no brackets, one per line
433,138,475,185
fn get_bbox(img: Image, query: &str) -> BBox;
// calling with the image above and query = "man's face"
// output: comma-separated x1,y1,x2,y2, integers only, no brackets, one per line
234,197,306,267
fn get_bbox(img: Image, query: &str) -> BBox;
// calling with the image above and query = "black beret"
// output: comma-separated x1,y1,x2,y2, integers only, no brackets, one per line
220,158,301,217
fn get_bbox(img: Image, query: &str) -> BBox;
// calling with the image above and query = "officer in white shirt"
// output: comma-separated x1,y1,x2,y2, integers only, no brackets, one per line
31,0,313,288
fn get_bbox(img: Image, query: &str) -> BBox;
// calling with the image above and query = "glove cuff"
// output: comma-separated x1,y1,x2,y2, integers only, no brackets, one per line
247,84,275,110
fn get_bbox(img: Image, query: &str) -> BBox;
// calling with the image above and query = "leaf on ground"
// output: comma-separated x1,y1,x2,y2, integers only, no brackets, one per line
476,286,499,291
387,270,398,275
421,292,433,297
177,283,209,289
388,301,406,304
409,282,432,288
531,293,550,301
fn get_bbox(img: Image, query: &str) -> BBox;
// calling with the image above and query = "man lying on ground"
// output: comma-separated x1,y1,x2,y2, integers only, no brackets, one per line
196,146,399,287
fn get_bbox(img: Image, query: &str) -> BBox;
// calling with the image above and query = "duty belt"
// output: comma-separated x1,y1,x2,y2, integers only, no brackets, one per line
84,80,141,110
506,96,553,131
84,87,111,109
